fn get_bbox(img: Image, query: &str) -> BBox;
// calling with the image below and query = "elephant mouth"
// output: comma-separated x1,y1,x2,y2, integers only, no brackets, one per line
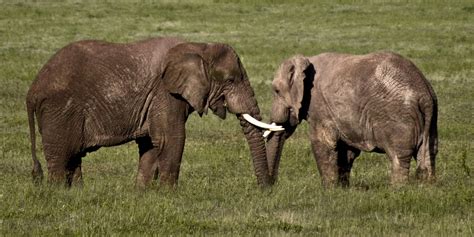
288,113,299,127
283,107,299,127
209,96,227,119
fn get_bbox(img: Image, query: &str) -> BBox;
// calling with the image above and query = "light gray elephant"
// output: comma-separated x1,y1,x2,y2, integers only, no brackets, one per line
27,37,280,188
266,52,438,187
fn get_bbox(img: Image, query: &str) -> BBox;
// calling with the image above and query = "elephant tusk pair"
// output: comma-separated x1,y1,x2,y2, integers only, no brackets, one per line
242,114,284,138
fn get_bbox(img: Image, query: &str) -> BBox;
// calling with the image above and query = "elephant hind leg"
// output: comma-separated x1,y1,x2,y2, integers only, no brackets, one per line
336,142,360,187
381,125,417,186
43,144,82,187
44,153,68,185
386,148,413,186
66,152,85,187
39,107,85,187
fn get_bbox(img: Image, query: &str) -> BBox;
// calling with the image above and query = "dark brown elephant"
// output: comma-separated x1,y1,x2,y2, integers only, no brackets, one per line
27,37,279,188
266,52,438,187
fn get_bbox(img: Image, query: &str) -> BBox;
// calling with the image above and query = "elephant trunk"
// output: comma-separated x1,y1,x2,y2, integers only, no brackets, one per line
266,131,285,182
266,124,296,184
238,111,272,188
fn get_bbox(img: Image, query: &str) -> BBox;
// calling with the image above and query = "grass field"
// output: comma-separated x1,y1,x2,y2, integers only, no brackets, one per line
1,0,473,235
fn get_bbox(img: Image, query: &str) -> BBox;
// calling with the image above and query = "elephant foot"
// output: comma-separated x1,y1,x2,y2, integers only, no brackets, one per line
337,173,351,188
320,174,339,189
415,168,436,183
388,153,411,187
390,168,410,187
47,171,69,188
136,172,153,191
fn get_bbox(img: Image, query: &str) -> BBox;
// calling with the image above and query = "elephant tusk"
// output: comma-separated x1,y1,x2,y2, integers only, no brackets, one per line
263,123,283,138
263,129,272,138
242,114,284,131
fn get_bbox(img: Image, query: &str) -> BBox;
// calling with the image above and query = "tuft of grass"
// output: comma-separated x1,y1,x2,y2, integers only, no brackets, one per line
1,1,473,235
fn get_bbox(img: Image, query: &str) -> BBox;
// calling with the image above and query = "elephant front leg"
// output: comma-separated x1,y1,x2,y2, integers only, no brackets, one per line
337,144,360,188
155,132,186,188
145,95,188,189
136,137,161,189
139,124,186,189
310,128,339,188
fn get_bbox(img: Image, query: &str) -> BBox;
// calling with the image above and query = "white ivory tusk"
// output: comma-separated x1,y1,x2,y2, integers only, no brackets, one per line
242,114,284,131
263,123,284,138
262,130,272,138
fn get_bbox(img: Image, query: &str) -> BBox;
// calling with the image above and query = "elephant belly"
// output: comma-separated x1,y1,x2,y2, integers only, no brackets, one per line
338,111,420,154
82,111,141,148
337,123,379,152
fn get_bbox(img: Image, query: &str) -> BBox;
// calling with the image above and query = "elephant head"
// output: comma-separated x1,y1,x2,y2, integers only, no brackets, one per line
160,42,277,187
266,55,315,182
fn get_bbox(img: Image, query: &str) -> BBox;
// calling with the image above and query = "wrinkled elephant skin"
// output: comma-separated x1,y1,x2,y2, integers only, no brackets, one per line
267,52,438,187
27,37,272,188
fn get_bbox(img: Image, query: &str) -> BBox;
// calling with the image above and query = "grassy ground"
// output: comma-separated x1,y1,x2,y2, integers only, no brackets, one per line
1,0,473,235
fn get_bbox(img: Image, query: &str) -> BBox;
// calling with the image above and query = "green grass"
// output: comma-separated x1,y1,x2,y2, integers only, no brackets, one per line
1,0,473,235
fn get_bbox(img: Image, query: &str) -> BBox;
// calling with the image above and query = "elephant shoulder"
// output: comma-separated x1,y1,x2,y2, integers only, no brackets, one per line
59,40,116,57
309,53,348,67
309,53,354,76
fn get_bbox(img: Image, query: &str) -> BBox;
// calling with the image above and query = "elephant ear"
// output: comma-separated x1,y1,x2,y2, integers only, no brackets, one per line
289,55,311,121
162,53,211,116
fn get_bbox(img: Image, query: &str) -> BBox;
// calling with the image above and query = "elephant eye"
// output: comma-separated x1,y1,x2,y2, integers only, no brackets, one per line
225,76,235,83
272,84,280,94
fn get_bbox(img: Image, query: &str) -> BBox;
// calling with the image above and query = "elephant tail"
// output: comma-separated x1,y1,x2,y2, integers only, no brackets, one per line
27,100,43,185
416,94,438,181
